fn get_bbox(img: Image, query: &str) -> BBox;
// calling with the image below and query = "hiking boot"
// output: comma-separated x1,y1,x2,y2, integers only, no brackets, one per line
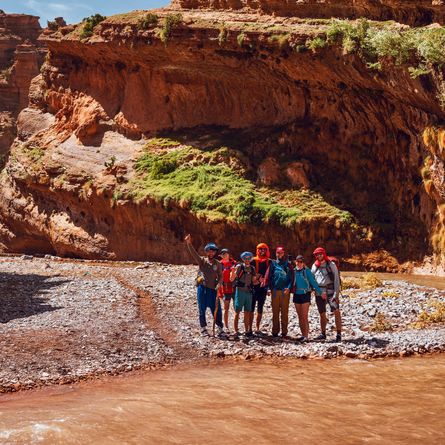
217,326,226,337
254,330,263,336
233,331,240,340
314,333,326,341
335,333,342,343
245,331,253,337
201,328,209,337
296,336,308,343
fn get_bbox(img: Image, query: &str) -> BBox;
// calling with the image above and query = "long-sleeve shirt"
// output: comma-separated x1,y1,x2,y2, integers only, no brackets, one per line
311,261,340,298
293,266,322,296
268,259,293,291
186,243,222,290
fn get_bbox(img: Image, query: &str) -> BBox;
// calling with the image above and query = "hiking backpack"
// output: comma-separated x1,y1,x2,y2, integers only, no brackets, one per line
315,257,342,288
234,263,255,289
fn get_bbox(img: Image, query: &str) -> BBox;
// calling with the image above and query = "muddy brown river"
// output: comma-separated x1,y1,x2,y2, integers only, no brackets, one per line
1,355,444,444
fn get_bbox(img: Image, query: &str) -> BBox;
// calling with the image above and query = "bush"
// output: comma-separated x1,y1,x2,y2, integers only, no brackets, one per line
268,33,290,50
413,300,445,328
218,25,228,46
306,36,327,52
237,32,245,47
138,13,158,30
159,13,182,44
341,277,361,289
361,273,383,288
370,312,393,332
80,14,106,39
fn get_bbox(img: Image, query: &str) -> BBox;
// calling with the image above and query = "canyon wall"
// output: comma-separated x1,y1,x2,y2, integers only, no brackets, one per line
172,0,445,25
0,6,444,268
0,13,44,157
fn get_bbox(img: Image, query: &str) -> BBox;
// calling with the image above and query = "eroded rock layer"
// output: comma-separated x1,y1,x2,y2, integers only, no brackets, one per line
172,0,445,25
0,13,45,159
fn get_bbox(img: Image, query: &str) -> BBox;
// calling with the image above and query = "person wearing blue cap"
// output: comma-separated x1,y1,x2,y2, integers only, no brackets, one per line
230,251,257,338
185,234,224,337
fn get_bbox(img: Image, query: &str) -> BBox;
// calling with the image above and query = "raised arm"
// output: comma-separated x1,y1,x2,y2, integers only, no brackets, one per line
184,234,202,265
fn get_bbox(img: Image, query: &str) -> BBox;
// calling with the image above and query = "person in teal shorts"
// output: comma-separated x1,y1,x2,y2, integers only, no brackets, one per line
230,251,257,338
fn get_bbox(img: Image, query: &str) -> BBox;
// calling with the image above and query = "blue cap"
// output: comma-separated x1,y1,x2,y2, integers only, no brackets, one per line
204,243,218,252
240,251,253,261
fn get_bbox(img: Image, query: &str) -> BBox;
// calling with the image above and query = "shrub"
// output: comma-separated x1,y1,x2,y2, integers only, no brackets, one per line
218,24,228,46
341,277,361,289
306,36,327,52
104,155,117,169
361,273,383,288
80,14,106,39
237,32,245,47
159,13,182,44
268,33,290,50
370,312,393,332
138,13,158,30
413,300,445,328
408,65,431,79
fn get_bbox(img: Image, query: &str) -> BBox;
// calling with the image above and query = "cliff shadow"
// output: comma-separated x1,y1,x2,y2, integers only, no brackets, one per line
0,272,68,323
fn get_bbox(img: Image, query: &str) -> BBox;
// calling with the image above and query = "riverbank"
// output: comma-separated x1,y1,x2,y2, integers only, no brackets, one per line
1,255,444,393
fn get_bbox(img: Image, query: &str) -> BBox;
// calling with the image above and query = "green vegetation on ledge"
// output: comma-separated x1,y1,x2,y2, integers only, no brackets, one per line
306,19,445,76
128,140,355,226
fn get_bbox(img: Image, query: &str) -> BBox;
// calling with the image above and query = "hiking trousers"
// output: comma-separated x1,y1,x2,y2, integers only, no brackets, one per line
271,289,290,336
197,285,223,329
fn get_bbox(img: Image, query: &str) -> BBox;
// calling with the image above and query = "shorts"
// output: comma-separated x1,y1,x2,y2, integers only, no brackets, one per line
234,289,253,313
223,293,234,301
316,292,339,314
293,292,311,305
252,287,267,313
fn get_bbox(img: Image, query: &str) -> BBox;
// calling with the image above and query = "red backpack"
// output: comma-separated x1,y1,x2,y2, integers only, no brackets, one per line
221,259,236,293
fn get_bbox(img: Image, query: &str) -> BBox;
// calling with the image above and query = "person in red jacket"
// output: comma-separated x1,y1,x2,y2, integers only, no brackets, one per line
220,248,237,332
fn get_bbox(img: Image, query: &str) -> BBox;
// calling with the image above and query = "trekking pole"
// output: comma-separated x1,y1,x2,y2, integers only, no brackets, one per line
212,293,219,336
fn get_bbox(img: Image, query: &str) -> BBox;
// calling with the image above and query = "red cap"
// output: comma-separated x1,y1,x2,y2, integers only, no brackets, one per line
276,246,285,254
313,247,326,255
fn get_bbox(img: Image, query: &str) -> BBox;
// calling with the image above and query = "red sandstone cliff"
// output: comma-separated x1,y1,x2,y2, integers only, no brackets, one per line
0,5,444,268
172,0,445,25
0,13,44,157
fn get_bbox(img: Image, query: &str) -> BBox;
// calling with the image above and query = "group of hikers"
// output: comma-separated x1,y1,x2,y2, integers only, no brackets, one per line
185,234,343,343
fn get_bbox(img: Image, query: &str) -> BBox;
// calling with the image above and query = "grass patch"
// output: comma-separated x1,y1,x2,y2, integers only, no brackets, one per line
382,289,399,298
130,144,356,226
412,300,445,328
370,312,393,332
80,14,106,39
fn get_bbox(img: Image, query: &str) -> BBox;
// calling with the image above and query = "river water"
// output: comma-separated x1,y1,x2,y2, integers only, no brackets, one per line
1,355,444,444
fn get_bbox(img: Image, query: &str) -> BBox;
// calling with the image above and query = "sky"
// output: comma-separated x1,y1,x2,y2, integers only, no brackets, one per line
1,1,170,26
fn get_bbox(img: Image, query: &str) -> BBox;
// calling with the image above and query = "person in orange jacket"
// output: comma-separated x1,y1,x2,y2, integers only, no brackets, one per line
249,243,272,335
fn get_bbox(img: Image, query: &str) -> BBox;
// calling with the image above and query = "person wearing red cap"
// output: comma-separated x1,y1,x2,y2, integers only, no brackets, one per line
268,246,293,338
249,243,272,335
311,247,342,342
220,248,237,332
